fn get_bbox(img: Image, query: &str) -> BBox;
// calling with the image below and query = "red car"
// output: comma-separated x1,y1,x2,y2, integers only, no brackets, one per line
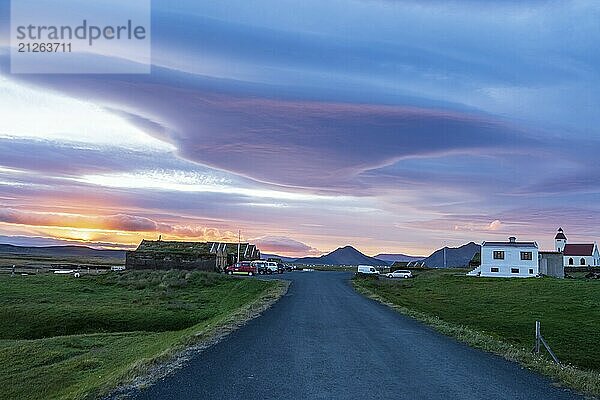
225,261,256,276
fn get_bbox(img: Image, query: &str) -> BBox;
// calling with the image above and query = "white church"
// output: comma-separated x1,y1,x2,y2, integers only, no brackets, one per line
470,228,599,278
554,228,600,267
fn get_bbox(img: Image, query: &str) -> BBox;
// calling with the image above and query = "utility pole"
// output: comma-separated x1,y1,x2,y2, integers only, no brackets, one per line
237,230,241,263
443,245,447,269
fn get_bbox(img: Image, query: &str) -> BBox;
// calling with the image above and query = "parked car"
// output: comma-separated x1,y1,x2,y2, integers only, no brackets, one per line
357,265,379,275
282,264,294,272
53,269,75,275
252,260,268,274
277,263,287,273
387,270,412,279
226,261,256,276
266,261,281,274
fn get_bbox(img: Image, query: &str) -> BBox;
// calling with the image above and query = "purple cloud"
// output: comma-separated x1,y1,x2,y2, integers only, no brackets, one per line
253,235,321,256
0,66,538,192
0,208,159,232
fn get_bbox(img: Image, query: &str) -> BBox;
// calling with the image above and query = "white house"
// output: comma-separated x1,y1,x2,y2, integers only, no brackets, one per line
554,228,600,267
478,237,539,278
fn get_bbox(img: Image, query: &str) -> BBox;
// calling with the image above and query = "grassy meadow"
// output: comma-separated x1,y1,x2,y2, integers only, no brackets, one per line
354,269,600,395
0,270,284,400
0,254,124,269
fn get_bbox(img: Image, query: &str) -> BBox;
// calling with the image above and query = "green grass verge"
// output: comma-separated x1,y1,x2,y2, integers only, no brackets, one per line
0,270,286,400
353,269,600,398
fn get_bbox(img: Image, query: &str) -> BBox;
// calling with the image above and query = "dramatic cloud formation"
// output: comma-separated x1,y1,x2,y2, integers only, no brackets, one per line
1,0,599,255
0,208,159,232
253,236,321,257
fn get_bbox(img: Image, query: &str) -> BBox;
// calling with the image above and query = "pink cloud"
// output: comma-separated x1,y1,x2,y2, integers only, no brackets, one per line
0,208,158,232
252,235,321,257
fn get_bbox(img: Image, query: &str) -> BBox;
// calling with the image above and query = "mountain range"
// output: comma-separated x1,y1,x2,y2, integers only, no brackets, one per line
260,253,298,263
420,242,480,268
0,242,479,268
374,253,423,263
293,246,389,266
0,244,126,259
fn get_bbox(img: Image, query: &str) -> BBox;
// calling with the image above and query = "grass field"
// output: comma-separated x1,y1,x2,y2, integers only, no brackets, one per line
0,254,124,268
353,269,600,396
0,270,284,400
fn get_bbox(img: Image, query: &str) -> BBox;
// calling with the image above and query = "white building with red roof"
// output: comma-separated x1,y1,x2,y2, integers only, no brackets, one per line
554,228,600,267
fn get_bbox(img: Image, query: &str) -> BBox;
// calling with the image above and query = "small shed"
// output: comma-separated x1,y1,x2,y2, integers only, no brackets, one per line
469,252,481,268
539,251,564,278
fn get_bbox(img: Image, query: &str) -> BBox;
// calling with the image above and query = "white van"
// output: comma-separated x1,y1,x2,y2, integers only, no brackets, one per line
357,265,379,275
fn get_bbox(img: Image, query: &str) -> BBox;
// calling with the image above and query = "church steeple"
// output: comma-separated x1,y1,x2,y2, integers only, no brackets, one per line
555,228,567,252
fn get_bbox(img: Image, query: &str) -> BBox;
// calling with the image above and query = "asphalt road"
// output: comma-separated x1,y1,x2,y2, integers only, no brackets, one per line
134,271,582,400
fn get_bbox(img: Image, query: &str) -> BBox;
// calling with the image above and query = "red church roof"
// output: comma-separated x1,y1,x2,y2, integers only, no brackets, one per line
563,244,595,256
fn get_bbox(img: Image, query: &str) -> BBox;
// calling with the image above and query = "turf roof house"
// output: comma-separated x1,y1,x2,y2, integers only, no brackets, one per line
125,240,261,272
391,260,426,270
475,237,539,278
554,228,600,267
210,242,261,266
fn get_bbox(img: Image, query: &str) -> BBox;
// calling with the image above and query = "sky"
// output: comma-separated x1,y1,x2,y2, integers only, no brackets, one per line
0,0,600,257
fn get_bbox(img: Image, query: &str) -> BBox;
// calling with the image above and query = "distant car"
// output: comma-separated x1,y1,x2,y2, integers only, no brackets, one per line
226,261,256,276
266,261,281,274
387,270,412,279
277,263,287,273
111,266,126,272
357,265,379,275
53,270,75,275
252,260,268,274
283,264,294,272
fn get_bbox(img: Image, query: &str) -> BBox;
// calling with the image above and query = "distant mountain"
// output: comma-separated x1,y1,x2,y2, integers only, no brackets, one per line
0,244,126,259
260,253,298,263
294,245,388,266
374,253,424,263
422,242,480,268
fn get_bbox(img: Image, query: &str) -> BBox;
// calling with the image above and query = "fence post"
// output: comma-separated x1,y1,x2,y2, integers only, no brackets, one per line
534,320,541,354
532,320,560,365
540,335,561,365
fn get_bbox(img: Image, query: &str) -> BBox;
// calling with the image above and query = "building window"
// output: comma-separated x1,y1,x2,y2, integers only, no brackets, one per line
521,252,532,260
511,268,519,274
491,267,499,272
580,258,586,266
569,258,574,265
529,268,534,274
493,251,505,260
